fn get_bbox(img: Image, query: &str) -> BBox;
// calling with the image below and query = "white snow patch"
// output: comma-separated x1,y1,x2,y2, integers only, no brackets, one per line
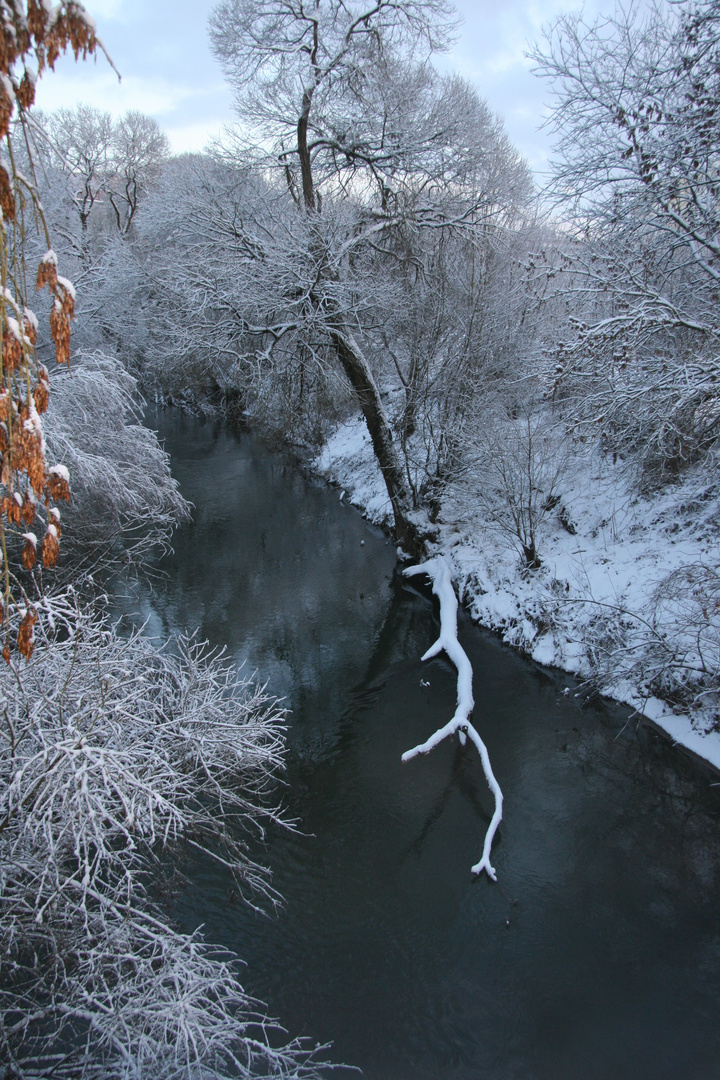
314,417,391,524
56,275,75,300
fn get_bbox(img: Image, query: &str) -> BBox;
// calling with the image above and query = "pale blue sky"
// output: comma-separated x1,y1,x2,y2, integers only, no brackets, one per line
35,0,616,177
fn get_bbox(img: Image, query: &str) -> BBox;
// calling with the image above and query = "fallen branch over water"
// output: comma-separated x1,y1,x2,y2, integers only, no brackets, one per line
403,556,503,880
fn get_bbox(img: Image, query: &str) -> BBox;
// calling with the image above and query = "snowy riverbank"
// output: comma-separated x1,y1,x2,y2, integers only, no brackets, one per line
314,415,720,774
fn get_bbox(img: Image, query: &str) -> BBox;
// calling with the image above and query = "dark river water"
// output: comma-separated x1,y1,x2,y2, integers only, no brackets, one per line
123,409,720,1080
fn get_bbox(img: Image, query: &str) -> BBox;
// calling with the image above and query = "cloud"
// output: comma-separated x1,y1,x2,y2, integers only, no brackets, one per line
34,54,233,139
444,0,622,174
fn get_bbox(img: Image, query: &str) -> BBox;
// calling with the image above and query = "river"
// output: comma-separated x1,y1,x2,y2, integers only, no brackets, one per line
120,409,720,1080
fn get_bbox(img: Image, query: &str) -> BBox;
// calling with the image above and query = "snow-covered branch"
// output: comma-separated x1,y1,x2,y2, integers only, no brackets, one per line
402,555,503,880
41,350,190,575
0,596,329,1077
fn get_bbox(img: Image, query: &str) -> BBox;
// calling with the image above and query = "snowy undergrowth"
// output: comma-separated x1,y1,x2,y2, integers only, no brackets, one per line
314,416,720,772
0,593,328,1079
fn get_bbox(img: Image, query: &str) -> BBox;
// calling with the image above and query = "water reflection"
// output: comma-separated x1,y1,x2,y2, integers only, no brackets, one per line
133,409,720,1080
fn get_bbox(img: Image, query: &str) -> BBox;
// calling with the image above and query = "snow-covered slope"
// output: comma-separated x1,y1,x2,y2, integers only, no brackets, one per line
314,416,720,772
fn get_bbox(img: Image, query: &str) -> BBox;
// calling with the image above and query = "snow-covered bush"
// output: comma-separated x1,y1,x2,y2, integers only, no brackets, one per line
0,594,325,1079
582,561,720,723
459,407,569,569
42,350,190,570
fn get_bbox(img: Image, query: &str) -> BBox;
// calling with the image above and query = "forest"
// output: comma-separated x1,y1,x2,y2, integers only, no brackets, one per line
1,0,720,1076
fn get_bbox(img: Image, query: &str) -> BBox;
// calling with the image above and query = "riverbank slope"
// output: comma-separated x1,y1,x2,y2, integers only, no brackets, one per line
313,415,720,773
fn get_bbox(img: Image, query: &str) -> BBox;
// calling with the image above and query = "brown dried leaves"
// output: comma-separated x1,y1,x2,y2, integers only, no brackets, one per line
17,605,37,658
0,3,98,140
0,164,14,219
0,3,97,660
37,254,75,365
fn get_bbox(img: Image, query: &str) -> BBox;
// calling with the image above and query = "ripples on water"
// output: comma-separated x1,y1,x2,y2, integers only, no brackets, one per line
120,410,720,1080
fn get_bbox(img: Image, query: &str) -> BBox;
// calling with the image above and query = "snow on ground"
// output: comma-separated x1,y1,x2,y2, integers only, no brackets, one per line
315,418,392,523
314,416,720,773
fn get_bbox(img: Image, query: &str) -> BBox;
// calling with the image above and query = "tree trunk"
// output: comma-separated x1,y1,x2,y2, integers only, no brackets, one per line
328,322,426,558
297,94,316,212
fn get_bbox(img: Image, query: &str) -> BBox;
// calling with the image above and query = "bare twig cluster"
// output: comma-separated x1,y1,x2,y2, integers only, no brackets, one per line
0,595,327,1078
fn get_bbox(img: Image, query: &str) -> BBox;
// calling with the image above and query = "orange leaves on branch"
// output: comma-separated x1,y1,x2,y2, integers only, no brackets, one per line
0,1,101,141
47,465,70,503
2,493,21,524
18,412,46,495
46,2,99,68
27,0,47,42
32,371,48,413
7,2,99,77
17,606,37,658
0,4,100,661
49,299,71,363
2,325,22,371
16,69,35,109
40,523,59,567
24,310,38,346
0,7,30,72
37,254,75,364
36,251,58,291
0,82,13,139
21,532,36,569
0,164,14,219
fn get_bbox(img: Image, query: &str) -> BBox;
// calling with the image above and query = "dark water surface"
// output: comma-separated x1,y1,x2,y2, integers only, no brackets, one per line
130,410,720,1080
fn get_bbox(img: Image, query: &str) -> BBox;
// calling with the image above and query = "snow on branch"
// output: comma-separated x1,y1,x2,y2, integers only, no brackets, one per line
402,555,503,880
0,595,330,1077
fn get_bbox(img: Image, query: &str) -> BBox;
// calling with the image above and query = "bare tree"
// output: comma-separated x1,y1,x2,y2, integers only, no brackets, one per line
42,105,170,239
209,0,458,213
108,109,170,234
531,0,720,480
455,404,569,570
43,104,114,235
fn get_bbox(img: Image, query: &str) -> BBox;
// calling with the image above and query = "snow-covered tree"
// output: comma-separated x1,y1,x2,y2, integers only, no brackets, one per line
24,105,169,365
107,109,170,235
532,0,720,479
0,10,330,1075
41,105,169,241
140,1,532,553
42,104,115,239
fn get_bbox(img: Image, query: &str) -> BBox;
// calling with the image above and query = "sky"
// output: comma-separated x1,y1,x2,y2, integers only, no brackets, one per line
34,0,617,179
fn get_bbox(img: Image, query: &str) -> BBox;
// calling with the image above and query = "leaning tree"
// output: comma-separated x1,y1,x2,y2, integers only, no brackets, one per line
200,0,530,552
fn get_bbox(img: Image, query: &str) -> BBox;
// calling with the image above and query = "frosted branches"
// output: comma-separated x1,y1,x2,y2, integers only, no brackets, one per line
0,596,327,1078
42,350,190,570
402,555,503,880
